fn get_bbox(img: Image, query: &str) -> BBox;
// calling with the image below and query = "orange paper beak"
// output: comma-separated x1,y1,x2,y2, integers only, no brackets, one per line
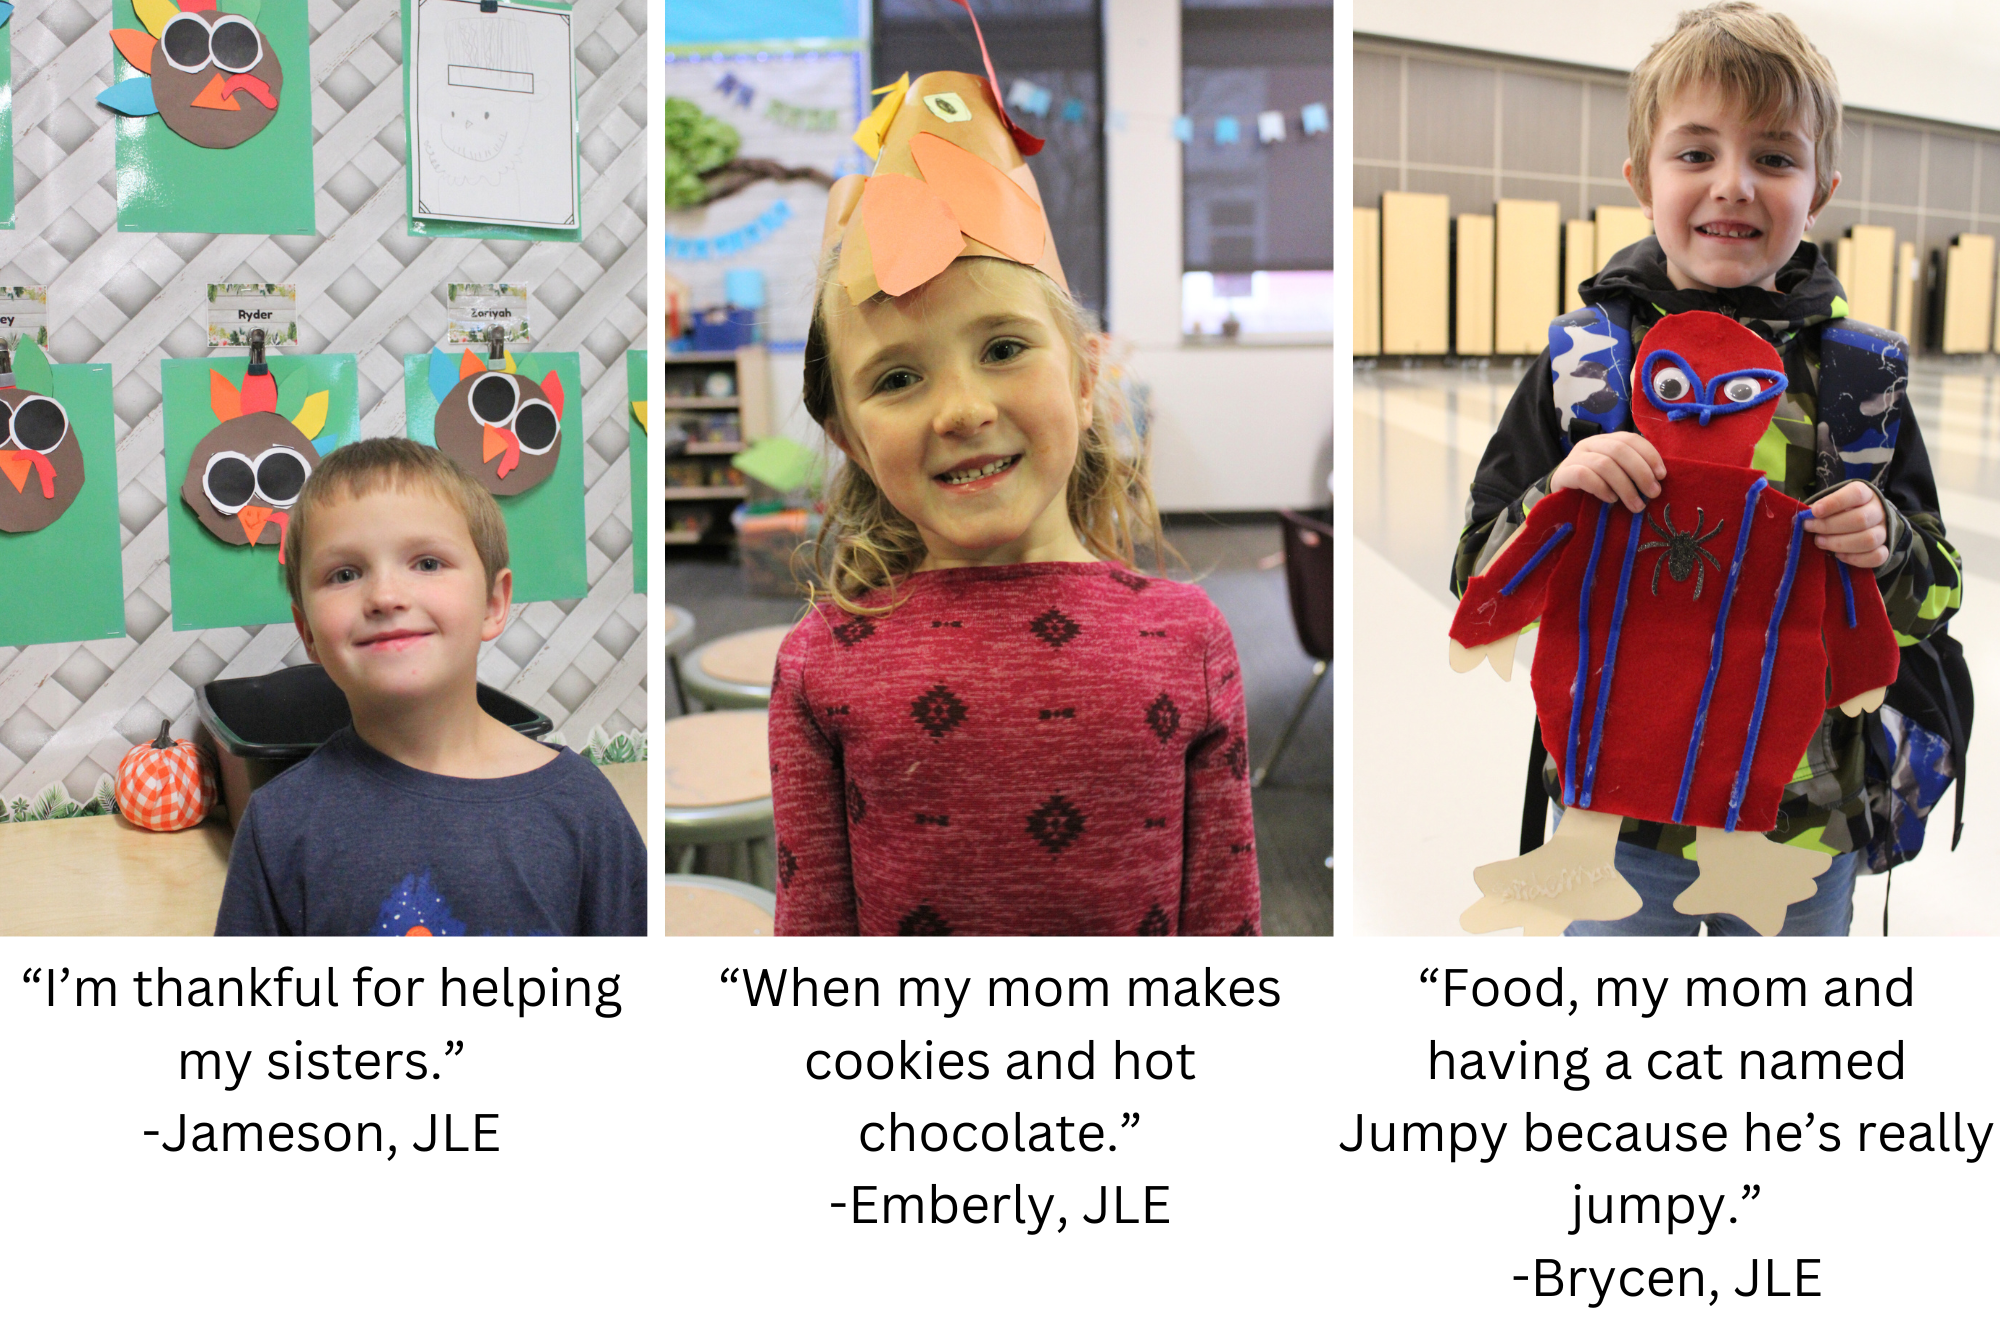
221,73,277,109
238,504,274,545
483,424,522,478
192,73,242,111
0,449,55,499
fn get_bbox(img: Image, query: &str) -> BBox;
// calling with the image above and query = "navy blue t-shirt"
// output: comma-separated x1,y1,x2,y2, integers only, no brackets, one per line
215,727,646,936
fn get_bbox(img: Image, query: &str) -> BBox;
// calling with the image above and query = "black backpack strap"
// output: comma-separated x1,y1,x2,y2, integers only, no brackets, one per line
1915,637,1969,850
1522,724,1549,854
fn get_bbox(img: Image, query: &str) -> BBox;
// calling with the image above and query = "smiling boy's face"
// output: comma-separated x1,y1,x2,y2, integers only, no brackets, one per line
825,258,1095,568
292,484,509,711
1628,80,1836,293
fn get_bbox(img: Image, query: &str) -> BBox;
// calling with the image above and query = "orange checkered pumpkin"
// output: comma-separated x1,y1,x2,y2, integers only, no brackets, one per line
115,721,215,832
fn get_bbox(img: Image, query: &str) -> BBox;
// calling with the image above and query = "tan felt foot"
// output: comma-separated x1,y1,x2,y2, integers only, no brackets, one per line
1462,806,1641,934
1450,632,1520,682
1673,828,1833,936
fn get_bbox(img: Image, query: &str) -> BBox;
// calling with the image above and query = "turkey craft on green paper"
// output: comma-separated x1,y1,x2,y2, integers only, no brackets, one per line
180,355,333,563
426,346,563,496
0,340,84,535
100,0,282,150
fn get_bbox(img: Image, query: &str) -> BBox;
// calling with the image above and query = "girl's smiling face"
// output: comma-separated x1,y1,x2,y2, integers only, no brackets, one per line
825,259,1096,569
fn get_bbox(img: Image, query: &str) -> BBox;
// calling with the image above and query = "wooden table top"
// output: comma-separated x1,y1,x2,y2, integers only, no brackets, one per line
0,761,655,937
663,884,773,936
695,624,789,685
662,710,770,807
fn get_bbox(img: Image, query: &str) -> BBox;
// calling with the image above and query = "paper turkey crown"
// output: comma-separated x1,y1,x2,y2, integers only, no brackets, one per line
0,339,87,536
100,0,284,151
1630,311,1789,466
425,347,565,497
821,0,1066,305
181,357,336,562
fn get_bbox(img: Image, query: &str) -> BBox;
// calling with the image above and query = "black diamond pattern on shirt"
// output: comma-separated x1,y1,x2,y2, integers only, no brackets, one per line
911,684,969,738
1027,792,1086,853
1109,568,1149,593
777,841,798,887
1137,904,1171,935
1146,691,1180,742
1232,916,1257,936
832,616,876,648
1030,607,1081,648
1223,734,1248,781
899,905,953,936
846,779,866,825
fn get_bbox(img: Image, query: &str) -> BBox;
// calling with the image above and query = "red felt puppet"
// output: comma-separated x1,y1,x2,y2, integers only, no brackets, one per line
1449,310,1900,935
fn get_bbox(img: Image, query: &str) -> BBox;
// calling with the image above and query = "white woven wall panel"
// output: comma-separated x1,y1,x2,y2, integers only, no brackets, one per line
0,0,649,806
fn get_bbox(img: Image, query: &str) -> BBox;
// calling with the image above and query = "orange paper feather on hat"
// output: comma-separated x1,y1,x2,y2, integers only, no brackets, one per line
824,69,1068,305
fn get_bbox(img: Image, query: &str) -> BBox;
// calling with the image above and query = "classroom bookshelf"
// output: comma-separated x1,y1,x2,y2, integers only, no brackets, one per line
661,345,771,552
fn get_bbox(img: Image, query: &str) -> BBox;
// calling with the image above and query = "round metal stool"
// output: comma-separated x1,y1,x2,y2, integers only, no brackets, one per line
683,624,789,710
662,709,774,886
665,602,696,715
662,873,776,936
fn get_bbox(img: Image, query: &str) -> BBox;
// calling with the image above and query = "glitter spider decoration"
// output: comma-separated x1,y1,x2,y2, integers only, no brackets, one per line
1638,504,1724,598
1448,311,1903,936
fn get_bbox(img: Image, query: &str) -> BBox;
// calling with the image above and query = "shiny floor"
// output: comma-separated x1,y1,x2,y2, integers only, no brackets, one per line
1353,358,2000,935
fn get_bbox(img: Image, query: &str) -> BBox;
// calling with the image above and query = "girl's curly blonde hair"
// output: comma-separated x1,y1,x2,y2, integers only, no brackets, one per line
800,253,1162,615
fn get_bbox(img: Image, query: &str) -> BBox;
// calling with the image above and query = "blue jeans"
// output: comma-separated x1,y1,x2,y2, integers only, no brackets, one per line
1563,839,1858,937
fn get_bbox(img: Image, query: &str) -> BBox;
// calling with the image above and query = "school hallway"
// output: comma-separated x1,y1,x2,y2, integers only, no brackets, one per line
1352,359,2000,936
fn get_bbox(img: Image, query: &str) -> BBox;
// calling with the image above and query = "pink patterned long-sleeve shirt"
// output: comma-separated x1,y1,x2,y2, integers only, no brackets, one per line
769,562,1260,936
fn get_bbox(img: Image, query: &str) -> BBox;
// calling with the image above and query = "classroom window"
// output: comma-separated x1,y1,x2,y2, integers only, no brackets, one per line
1181,0,1334,338
873,0,1108,319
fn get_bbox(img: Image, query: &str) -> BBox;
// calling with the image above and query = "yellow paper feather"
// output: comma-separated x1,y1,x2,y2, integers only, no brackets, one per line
290,390,329,440
504,349,517,374
134,0,179,40
852,74,909,161
633,401,647,429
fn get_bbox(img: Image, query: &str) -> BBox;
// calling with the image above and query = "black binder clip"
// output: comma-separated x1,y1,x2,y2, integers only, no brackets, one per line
480,0,498,13
247,327,270,378
487,323,507,368
0,341,14,390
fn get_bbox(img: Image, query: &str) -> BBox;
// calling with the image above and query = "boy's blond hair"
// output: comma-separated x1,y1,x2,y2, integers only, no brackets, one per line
1628,1,1841,209
282,437,509,605
801,254,1162,615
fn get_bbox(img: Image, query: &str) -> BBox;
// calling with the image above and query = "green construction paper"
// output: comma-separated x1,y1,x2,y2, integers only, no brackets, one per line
628,348,645,594
403,351,587,603
110,0,313,235
164,354,361,631
0,26,15,231
0,366,123,647
402,0,583,243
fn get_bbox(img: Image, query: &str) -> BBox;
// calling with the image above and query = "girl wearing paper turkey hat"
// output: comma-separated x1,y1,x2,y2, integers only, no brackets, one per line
767,0,1260,937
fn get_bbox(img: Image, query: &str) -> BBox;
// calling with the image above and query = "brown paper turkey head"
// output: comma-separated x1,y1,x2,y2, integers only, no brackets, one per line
182,413,319,552
152,9,284,150
0,388,85,534
434,363,565,497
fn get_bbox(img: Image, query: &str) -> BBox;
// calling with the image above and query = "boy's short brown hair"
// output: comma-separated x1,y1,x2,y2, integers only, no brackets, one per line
1628,2,1841,209
282,437,509,605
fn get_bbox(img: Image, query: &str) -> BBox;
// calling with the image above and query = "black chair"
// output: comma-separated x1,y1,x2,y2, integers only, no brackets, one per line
1253,508,1333,788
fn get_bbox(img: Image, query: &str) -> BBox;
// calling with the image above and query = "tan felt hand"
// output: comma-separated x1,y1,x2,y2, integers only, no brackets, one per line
1837,686,1887,717
1450,632,1520,682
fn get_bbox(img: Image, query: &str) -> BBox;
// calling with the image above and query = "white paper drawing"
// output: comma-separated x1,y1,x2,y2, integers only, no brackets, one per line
410,0,579,230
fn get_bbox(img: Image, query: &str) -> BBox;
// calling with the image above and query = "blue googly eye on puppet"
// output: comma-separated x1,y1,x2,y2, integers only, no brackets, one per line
1641,348,1787,426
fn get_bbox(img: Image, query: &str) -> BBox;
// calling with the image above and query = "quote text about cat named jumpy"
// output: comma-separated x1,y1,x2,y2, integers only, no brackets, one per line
1347,965,1988,1308
719,964,1284,1236
19,963,622,1158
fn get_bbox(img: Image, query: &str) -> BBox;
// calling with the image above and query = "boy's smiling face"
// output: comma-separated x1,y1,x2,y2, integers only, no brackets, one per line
825,258,1095,568
292,484,509,711
1628,81,1836,293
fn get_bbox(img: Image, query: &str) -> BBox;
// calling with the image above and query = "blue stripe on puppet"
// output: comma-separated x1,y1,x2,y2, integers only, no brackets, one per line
98,78,158,117
1580,507,1644,809
1838,558,1856,628
1563,501,1612,808
1499,522,1574,596
1727,509,1810,831
428,347,460,406
1674,477,1768,823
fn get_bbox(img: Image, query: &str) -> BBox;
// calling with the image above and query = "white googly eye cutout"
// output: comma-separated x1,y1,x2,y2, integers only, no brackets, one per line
512,400,560,455
161,13,214,74
253,446,311,508
209,15,263,75
1721,376,1762,404
922,92,971,123
11,395,69,455
203,451,257,515
1651,366,1692,402
468,371,520,427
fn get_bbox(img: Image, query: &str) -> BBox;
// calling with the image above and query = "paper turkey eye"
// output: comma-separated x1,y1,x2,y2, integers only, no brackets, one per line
469,372,518,426
203,452,257,514
209,16,262,74
0,401,13,448
1721,376,1762,403
161,13,214,73
254,447,310,506
13,396,68,454
1651,366,1691,401
513,400,559,454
